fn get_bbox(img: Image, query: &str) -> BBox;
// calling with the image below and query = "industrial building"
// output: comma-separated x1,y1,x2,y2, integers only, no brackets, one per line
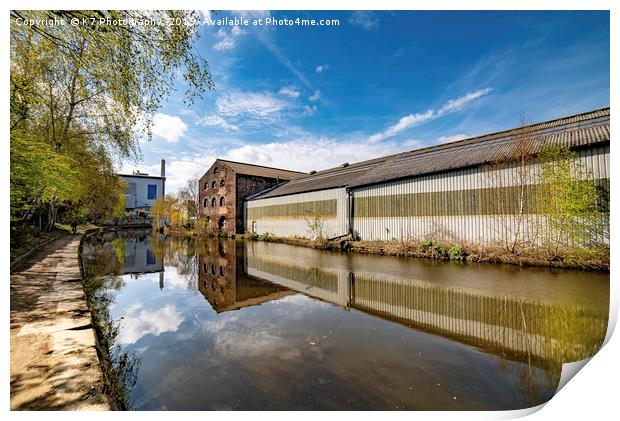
119,159,166,212
198,159,304,234
244,108,610,246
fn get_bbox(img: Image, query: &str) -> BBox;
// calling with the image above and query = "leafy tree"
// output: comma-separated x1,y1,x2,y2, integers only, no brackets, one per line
538,145,602,254
10,10,213,231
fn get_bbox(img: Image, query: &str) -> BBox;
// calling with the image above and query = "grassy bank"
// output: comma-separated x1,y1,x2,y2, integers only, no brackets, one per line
255,236,608,271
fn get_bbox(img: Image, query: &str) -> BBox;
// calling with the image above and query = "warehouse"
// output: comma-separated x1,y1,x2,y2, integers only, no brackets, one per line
244,108,610,247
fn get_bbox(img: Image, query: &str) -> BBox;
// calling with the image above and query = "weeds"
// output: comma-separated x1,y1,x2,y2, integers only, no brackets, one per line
82,274,140,409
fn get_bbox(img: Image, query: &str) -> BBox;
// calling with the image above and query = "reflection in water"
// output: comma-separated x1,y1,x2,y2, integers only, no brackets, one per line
81,229,609,410
197,240,294,313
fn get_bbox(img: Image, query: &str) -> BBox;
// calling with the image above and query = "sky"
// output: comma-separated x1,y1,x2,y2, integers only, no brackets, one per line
120,10,610,193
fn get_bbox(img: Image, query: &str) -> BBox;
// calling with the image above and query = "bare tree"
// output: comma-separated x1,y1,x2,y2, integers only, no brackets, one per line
177,176,200,226
484,114,540,253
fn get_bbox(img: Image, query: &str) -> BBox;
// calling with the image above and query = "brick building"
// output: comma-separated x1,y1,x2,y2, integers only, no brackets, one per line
198,159,304,234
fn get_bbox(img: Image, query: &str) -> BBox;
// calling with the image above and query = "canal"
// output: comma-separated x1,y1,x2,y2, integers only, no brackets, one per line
80,228,609,410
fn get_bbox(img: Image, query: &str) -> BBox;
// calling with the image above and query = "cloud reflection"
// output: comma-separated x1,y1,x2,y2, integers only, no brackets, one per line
117,303,184,345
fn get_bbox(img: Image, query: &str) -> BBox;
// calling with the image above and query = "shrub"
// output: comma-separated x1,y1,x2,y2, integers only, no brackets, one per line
421,239,434,249
449,246,465,260
433,244,447,257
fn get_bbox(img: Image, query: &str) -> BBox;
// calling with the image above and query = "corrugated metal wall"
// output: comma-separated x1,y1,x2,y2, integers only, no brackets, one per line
244,145,609,246
245,188,348,238
351,146,609,245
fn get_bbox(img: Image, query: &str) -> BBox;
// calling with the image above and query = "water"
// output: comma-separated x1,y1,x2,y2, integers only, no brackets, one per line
81,228,609,410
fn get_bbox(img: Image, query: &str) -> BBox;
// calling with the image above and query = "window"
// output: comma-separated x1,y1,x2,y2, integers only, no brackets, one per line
219,196,225,206
146,250,155,265
220,179,225,187
211,197,216,207
203,182,208,190
213,167,219,174
203,198,207,208
212,181,216,188
219,266,224,276
147,184,157,200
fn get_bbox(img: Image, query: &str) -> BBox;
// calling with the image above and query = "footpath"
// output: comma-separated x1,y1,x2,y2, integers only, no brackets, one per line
10,234,110,410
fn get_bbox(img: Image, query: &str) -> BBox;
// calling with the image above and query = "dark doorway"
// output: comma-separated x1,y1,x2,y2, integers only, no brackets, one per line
218,216,227,231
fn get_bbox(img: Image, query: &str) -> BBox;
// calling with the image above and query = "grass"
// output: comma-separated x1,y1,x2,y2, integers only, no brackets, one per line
10,224,71,262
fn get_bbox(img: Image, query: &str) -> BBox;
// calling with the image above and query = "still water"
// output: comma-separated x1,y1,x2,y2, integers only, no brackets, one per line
81,229,609,410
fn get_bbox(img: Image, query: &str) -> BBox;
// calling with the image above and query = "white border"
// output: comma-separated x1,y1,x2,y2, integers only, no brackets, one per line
2,1,616,420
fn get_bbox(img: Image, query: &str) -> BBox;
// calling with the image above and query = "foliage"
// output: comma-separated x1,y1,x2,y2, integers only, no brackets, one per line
538,145,602,254
304,211,325,240
82,273,139,409
150,196,177,227
432,244,447,257
10,10,212,232
448,246,465,260
421,239,434,249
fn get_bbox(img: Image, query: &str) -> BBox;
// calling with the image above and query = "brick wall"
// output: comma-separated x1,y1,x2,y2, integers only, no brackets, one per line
198,161,293,234
198,163,236,234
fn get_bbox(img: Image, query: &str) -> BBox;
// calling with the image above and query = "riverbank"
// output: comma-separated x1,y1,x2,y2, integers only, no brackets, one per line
10,234,110,410
159,225,608,271
261,236,609,271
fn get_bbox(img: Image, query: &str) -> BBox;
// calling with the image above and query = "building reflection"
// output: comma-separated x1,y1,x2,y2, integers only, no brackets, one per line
239,241,608,369
82,229,165,282
197,239,295,313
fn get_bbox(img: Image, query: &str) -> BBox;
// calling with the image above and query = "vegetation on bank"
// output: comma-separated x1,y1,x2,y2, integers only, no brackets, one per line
80,234,141,410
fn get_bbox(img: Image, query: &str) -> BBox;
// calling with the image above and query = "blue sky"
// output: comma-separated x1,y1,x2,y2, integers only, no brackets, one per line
122,10,610,193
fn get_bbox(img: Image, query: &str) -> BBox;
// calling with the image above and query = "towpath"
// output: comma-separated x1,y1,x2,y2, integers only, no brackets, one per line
10,234,110,410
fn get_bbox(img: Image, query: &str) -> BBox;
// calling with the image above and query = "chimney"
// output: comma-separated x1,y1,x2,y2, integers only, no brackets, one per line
161,159,166,197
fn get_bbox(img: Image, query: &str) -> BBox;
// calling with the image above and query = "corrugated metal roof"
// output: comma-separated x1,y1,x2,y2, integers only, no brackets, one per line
253,107,610,199
217,159,305,180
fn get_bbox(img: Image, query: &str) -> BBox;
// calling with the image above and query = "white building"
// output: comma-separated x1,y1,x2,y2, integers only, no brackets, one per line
119,159,166,211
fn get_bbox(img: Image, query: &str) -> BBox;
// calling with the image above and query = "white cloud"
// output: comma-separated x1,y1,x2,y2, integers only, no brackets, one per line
349,11,379,29
221,136,407,173
117,304,184,345
368,88,492,143
197,10,213,25
278,86,301,98
213,26,246,51
200,114,240,132
368,110,434,143
437,134,470,144
309,89,321,102
315,64,330,74
401,138,426,150
152,113,187,143
216,90,290,119
437,88,492,114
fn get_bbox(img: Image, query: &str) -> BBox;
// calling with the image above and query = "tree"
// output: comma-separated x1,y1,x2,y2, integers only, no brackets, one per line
10,10,213,231
537,145,602,254
177,176,199,226
484,115,539,252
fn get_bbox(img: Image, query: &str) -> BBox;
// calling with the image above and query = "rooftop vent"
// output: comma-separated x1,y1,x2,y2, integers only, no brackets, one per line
132,170,149,175
341,162,350,167
309,170,317,175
